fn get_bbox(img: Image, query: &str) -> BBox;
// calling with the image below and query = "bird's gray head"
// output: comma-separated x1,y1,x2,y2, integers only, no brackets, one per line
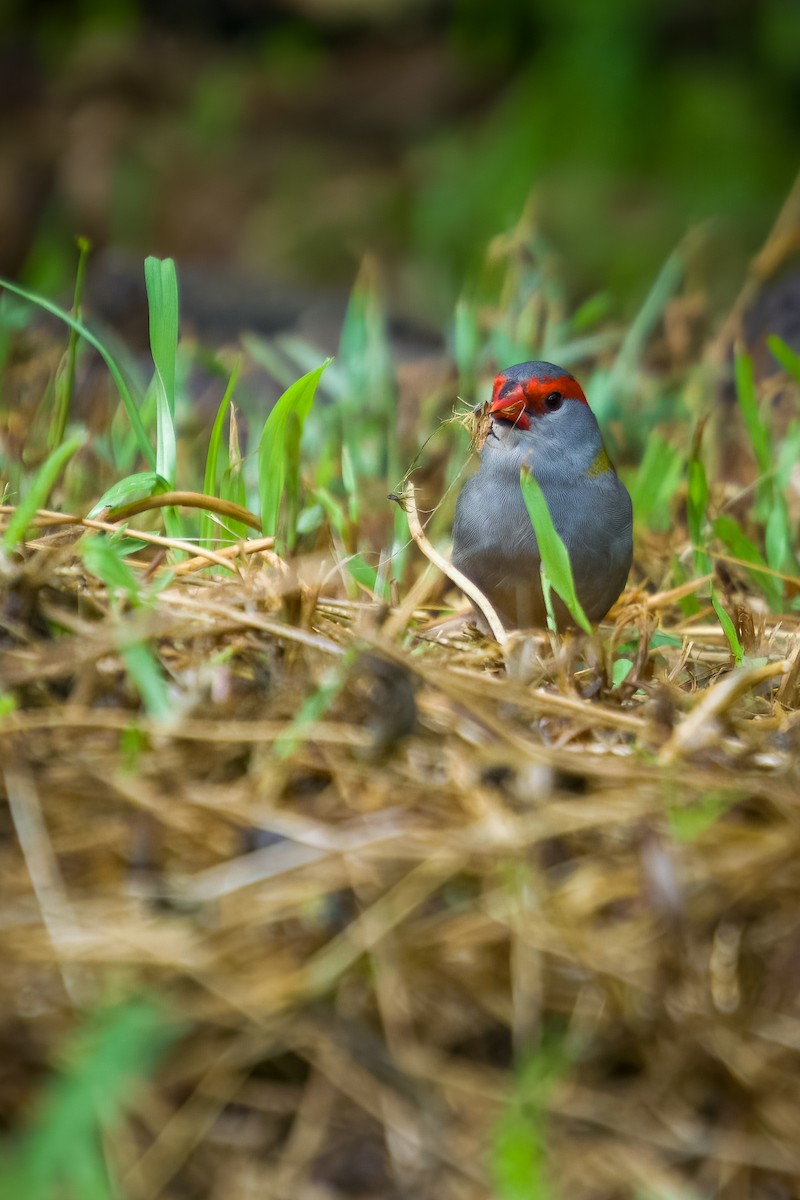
484,360,607,471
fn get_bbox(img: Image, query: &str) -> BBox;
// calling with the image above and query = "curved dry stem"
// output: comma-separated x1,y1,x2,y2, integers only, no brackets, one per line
105,491,262,532
398,483,507,645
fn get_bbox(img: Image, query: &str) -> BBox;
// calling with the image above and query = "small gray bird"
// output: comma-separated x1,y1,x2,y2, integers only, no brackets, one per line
452,361,633,630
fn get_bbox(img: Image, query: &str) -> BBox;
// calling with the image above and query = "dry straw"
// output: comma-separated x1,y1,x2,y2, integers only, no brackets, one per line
2,500,800,1200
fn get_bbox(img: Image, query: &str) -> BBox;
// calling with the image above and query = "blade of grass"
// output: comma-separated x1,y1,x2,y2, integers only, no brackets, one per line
80,532,173,716
120,641,174,719
490,1038,567,1200
50,236,91,450
258,359,332,539
3,433,85,548
220,405,248,541
88,472,168,519
710,585,743,666
687,454,709,572
629,434,684,530
519,468,593,634
201,359,240,547
713,513,783,609
735,348,771,477
767,333,800,382
81,532,142,605
590,247,683,421
274,649,356,759
144,257,179,486
0,998,180,1200
0,277,154,468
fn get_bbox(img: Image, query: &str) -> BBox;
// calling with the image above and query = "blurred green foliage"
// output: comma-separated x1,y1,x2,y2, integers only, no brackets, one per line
430,0,799,303
0,997,179,1200
3,0,797,312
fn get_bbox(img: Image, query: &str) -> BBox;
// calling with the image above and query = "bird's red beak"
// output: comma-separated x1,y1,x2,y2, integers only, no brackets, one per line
489,380,530,429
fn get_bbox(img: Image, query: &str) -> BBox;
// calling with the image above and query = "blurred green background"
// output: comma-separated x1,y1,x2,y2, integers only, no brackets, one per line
2,0,799,328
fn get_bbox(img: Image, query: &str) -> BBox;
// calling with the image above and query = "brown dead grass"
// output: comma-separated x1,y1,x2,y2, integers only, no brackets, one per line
2,498,800,1200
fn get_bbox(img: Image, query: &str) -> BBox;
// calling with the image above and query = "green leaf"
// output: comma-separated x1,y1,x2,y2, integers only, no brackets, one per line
735,349,771,476
519,468,593,634
219,405,248,541
686,455,709,554
50,235,91,451
569,290,611,333
0,998,180,1200
490,1038,566,1200
765,499,791,578
346,553,379,592
668,792,732,841
775,421,800,493
710,584,743,666
591,247,683,421
258,359,332,538
284,409,303,549
629,434,684,530
144,256,179,487
121,641,173,719
274,651,355,759
201,359,240,547
0,276,154,468
767,333,800,382
713,513,783,609
612,657,634,686
81,533,142,606
453,294,480,391
80,532,172,714
3,433,85,548
310,486,347,539
650,630,684,649
88,471,167,518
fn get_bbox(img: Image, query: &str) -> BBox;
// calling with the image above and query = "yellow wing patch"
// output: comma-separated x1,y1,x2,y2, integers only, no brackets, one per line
587,445,613,477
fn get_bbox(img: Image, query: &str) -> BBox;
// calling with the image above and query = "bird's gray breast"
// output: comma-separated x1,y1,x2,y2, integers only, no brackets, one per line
452,438,540,588
452,430,633,624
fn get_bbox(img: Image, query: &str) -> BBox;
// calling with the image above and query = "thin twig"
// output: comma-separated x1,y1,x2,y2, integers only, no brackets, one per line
394,483,507,645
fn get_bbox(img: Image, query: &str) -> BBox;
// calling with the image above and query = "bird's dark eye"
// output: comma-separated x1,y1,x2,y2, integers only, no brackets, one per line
544,391,563,411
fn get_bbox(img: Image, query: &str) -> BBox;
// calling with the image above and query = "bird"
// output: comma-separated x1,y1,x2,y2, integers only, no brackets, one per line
452,360,632,630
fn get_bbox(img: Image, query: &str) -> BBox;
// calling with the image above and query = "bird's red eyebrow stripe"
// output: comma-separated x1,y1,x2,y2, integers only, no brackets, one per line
523,374,588,405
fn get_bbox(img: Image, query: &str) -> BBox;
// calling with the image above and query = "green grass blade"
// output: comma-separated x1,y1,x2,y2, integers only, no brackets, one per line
767,334,800,382
0,276,155,468
50,235,91,450
3,433,85,548
258,359,332,538
765,498,792,577
0,998,179,1200
453,294,480,394
590,248,683,421
490,1038,567,1200
713,513,782,609
629,434,684,530
710,584,743,666
520,468,593,634
201,359,240,547
310,486,347,539
687,454,709,570
144,257,179,486
80,533,173,715
88,471,167,518
667,792,733,841
615,248,684,376
734,349,771,476
81,532,142,606
219,405,248,541
121,641,173,719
